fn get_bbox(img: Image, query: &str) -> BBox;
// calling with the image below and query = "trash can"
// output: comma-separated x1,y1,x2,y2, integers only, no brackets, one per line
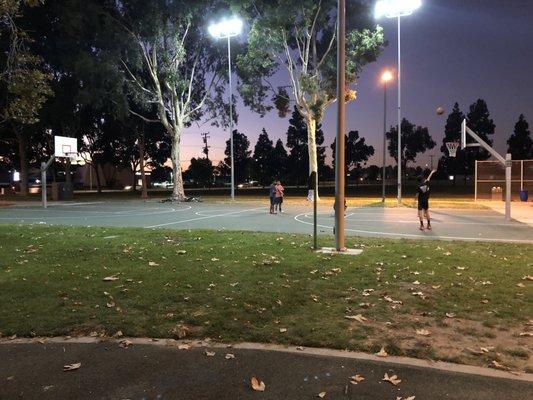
519,190,529,202
51,182,73,201
491,186,503,201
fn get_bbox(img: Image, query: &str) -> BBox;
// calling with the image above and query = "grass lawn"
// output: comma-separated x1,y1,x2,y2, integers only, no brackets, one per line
0,224,531,371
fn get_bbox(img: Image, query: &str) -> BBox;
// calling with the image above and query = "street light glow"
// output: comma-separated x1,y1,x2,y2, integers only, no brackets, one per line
374,0,421,19
381,70,393,82
208,16,243,39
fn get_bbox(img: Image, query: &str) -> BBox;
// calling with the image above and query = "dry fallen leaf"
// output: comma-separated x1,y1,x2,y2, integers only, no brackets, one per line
279,328,287,333
102,276,119,281
376,347,388,357
119,339,133,348
177,344,190,350
383,373,401,386
490,360,509,371
251,376,265,392
205,350,215,357
519,332,533,337
318,392,326,398
349,374,365,384
225,353,235,359
177,250,187,255
445,313,456,318
345,314,367,323
62,362,81,372
415,329,430,336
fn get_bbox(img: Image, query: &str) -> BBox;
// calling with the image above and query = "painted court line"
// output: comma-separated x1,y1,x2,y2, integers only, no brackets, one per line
145,207,264,228
293,213,533,244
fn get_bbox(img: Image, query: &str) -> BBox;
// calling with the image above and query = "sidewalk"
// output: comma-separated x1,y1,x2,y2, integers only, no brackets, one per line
1,339,531,400
480,201,533,226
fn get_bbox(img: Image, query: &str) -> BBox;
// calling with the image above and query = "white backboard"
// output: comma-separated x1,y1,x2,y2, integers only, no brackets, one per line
54,136,78,158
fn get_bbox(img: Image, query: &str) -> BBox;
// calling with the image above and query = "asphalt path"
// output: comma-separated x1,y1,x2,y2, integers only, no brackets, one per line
0,200,532,243
0,342,531,400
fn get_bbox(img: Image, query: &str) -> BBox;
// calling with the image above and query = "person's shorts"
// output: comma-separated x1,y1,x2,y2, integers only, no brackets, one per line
270,196,275,206
418,201,429,211
275,197,283,204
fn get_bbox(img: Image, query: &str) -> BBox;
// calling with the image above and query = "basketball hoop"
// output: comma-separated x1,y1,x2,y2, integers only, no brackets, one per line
446,141,459,158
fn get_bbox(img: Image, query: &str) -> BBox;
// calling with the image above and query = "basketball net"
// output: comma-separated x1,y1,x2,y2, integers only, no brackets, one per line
445,142,459,158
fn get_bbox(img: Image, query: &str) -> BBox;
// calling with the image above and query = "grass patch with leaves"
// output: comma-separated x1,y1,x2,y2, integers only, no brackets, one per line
0,224,531,370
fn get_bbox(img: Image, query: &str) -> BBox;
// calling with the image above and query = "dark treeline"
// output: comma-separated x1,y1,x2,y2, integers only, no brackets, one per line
1,1,532,196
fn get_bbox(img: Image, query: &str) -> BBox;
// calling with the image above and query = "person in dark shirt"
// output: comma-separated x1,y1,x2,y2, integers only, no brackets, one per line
417,169,436,230
269,181,277,214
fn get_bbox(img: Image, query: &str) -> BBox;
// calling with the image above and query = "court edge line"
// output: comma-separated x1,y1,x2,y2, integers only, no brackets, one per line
293,213,533,244
145,206,265,228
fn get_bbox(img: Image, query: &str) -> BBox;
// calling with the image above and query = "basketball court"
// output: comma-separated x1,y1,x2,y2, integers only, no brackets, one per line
0,200,531,244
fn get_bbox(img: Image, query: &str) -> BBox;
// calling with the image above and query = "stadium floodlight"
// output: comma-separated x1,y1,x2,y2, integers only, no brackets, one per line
375,0,421,18
208,16,243,200
375,0,421,204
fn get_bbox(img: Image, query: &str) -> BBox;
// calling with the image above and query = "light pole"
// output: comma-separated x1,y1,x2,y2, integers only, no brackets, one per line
208,16,243,200
334,0,346,251
375,0,421,204
381,70,393,202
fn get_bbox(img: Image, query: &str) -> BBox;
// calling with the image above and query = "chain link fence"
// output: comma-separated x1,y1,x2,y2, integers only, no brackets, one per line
475,160,532,201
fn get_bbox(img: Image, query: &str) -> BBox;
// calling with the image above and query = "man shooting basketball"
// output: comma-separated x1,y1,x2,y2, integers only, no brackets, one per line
417,169,436,230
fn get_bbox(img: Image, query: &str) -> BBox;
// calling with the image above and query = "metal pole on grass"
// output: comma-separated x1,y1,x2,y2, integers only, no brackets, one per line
505,153,511,221
227,36,235,201
382,79,387,202
335,0,346,251
41,162,47,209
397,15,402,205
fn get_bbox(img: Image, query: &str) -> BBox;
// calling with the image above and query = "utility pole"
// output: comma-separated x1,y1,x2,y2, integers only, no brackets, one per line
201,132,210,160
429,154,434,170
334,0,346,251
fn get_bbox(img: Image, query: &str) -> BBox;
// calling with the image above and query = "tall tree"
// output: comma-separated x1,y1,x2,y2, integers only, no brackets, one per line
252,128,275,186
463,99,495,179
331,130,374,175
271,138,288,182
507,114,532,160
285,106,325,185
113,0,228,201
184,157,214,187
224,130,252,184
440,102,465,185
387,118,436,170
235,0,384,197
0,0,52,194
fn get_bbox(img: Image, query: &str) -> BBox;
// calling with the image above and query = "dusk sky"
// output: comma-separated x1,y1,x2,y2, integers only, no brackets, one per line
181,0,533,170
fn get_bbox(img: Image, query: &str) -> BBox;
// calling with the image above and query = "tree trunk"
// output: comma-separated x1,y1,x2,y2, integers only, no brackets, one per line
131,162,137,192
93,162,102,193
306,117,319,200
16,133,28,196
139,137,148,199
171,132,185,201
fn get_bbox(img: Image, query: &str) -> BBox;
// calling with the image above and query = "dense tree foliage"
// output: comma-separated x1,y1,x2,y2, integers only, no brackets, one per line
234,0,384,197
387,118,436,170
507,114,532,160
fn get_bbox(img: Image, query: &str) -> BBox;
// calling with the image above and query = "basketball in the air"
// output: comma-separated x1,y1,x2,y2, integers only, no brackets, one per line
436,106,445,115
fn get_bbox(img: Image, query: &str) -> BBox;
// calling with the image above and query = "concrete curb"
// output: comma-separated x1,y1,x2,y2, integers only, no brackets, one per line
1,336,531,383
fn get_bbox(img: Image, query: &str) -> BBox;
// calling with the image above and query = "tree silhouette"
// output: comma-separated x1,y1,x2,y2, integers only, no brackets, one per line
286,107,325,185
272,139,288,183
331,130,374,177
507,114,532,159
224,130,252,184
252,128,275,186
464,99,495,178
184,157,214,187
440,103,466,185
387,118,436,170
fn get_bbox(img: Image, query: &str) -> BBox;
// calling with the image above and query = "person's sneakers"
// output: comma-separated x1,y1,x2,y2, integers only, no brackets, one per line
419,225,425,231
426,225,432,230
